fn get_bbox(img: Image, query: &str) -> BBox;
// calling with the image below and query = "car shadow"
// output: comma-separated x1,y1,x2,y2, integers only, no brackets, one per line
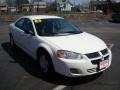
109,20,120,23
1,42,102,86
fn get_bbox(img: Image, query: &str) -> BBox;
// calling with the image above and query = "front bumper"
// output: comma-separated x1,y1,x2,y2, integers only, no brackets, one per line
53,49,112,77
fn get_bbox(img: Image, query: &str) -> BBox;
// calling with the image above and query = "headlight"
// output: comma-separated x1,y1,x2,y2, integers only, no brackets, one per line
56,50,83,60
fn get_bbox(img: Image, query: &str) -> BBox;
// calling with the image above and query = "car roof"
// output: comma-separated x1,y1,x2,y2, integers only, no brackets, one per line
22,15,63,20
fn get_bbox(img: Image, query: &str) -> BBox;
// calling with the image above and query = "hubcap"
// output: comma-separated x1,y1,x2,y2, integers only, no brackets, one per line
39,55,49,73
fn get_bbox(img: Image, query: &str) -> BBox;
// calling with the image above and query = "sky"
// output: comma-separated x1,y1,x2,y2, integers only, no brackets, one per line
0,0,90,5
0,0,120,5
48,0,90,4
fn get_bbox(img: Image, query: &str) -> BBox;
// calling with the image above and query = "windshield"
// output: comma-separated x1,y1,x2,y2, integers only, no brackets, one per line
33,18,82,36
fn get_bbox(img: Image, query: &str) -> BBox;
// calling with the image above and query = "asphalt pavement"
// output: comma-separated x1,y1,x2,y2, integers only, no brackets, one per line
0,21,120,90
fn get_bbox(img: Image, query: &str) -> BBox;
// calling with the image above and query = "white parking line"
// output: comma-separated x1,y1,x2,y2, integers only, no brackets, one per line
53,85,67,90
107,43,114,49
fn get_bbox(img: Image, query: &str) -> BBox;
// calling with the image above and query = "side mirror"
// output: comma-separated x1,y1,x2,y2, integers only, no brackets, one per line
24,30,35,36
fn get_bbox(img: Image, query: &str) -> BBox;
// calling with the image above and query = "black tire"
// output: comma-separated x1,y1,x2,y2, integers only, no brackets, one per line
10,34,17,50
37,50,55,75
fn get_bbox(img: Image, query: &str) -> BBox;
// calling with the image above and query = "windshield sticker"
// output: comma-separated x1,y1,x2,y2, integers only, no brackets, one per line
33,19,42,23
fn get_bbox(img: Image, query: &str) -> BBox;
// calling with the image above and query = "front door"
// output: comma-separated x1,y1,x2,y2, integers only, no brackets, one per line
21,18,38,58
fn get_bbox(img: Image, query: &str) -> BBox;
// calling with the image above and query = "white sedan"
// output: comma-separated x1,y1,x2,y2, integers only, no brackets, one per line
9,15,112,77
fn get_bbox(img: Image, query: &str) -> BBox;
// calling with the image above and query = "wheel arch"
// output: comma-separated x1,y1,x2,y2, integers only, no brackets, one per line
9,33,12,37
36,44,55,62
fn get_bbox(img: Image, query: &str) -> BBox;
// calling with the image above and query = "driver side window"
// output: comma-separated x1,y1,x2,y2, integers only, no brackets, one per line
23,18,34,33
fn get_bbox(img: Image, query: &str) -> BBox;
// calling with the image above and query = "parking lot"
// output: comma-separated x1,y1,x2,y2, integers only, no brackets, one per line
0,20,120,90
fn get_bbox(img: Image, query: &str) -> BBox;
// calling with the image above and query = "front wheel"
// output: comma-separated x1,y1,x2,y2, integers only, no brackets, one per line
38,50,55,75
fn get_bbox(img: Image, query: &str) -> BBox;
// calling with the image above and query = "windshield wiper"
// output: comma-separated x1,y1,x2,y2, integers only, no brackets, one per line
40,33,63,36
40,31,81,36
64,31,80,34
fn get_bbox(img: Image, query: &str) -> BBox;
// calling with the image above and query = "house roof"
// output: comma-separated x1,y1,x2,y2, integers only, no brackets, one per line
90,1,108,5
0,3,8,7
33,2,46,4
22,4,32,7
57,0,73,6
68,1,73,6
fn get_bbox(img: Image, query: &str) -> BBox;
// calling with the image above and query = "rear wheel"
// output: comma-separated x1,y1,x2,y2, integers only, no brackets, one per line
38,50,54,75
10,35,16,49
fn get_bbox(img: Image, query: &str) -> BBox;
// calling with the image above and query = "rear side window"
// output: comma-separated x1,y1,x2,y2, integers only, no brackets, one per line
15,18,25,30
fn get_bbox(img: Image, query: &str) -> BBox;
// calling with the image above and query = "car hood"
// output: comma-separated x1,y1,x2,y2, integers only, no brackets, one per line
44,32,107,54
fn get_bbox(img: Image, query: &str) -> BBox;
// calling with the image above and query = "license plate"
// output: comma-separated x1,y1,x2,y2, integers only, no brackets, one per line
100,60,109,69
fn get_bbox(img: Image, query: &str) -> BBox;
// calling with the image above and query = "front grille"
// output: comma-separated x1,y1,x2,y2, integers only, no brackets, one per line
87,68,96,73
91,59,101,65
104,55,109,60
101,49,108,55
70,68,81,74
85,48,110,72
85,48,109,59
86,52,100,59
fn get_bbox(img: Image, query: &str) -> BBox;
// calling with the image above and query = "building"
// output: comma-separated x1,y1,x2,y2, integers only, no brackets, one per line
89,0,120,13
0,1,47,14
22,4,32,12
32,1,47,13
7,6,17,12
0,3,8,13
89,0,108,12
57,0,73,11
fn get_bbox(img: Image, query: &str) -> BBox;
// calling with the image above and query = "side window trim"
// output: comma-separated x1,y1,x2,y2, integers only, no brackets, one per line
23,18,35,34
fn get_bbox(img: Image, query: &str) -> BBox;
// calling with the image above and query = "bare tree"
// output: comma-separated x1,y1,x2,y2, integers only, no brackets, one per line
15,0,29,12
6,0,14,6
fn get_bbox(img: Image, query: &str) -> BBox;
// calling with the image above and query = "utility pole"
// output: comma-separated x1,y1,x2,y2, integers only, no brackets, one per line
82,0,84,11
107,0,112,14
74,0,75,13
